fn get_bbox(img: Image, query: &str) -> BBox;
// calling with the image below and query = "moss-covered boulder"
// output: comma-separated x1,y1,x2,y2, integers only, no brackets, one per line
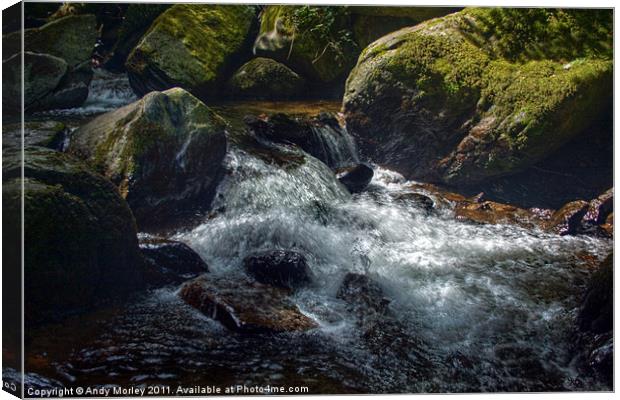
227,57,305,100
3,14,97,67
68,88,228,231
3,147,144,326
3,52,67,111
254,6,359,84
343,8,613,185
125,4,257,98
3,15,96,112
103,4,170,72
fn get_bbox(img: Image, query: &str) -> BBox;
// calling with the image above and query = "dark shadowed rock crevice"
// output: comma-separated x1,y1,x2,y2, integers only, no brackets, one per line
3,147,144,326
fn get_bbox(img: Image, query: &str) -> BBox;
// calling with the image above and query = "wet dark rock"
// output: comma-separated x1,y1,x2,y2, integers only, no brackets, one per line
68,87,228,232
601,213,613,236
337,164,374,193
179,275,317,333
583,188,613,226
3,52,67,112
3,147,144,326
2,121,68,151
244,250,311,290
455,201,549,229
578,253,612,334
246,112,355,168
545,200,590,235
393,192,435,212
34,61,93,111
337,273,390,316
139,236,209,287
586,333,613,387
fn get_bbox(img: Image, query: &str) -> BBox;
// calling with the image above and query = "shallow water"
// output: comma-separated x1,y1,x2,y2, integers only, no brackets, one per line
13,72,612,394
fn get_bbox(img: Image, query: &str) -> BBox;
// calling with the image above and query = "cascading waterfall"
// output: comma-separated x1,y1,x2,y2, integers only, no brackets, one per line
170,143,611,391
308,123,359,168
20,108,611,393
36,69,137,116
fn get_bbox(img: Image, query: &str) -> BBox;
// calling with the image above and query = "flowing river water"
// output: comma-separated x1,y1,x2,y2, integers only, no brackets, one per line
14,71,612,394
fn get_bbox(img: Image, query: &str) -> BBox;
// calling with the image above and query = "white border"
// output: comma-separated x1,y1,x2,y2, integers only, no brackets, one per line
0,1,616,400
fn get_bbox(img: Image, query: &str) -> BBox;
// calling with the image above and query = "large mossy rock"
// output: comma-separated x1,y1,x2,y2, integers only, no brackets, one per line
3,15,96,112
3,147,144,326
125,4,257,98
3,52,67,111
104,4,170,72
343,8,613,185
68,88,228,231
227,57,305,100
254,6,359,84
3,14,97,67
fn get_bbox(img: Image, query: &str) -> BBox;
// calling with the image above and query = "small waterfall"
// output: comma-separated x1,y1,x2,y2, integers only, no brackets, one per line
36,68,137,117
309,123,359,169
79,69,138,113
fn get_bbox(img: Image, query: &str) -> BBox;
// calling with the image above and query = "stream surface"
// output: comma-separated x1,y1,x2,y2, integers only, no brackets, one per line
14,71,613,394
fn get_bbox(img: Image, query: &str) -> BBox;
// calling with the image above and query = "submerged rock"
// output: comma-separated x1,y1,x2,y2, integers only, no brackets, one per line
227,57,305,100
392,192,435,212
243,250,311,289
179,276,317,333
69,87,228,231
126,4,257,97
577,254,613,387
139,236,209,287
337,164,374,193
578,253,612,334
3,147,144,326
337,273,390,316
343,8,612,185
2,120,68,151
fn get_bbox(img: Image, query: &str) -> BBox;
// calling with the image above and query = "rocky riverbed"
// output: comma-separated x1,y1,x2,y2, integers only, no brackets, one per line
2,3,613,395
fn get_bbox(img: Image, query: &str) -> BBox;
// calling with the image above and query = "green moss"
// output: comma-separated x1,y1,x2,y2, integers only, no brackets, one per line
459,8,613,62
127,4,256,91
344,7,612,184
228,57,305,99
257,5,358,83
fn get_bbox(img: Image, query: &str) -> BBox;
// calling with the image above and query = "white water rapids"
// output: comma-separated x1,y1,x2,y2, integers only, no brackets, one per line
17,72,611,393
170,145,611,392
